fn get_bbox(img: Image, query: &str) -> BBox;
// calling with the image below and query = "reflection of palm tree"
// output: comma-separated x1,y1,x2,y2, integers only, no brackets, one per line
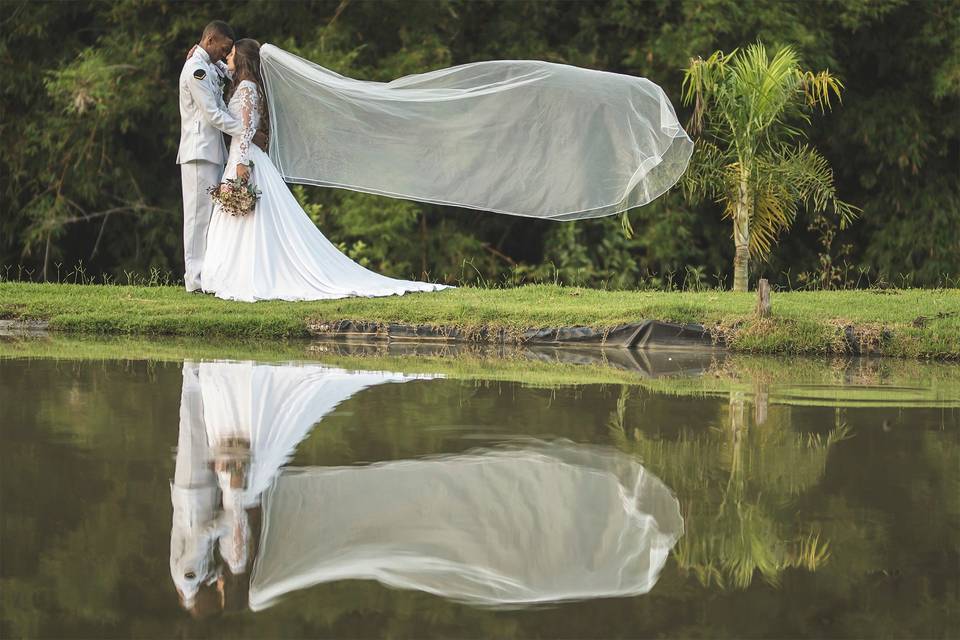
609,387,849,589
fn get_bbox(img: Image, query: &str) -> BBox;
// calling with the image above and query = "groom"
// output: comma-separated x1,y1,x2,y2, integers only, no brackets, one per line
176,20,267,292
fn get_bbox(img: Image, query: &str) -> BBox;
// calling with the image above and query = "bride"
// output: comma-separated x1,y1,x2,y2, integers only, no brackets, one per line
202,39,451,302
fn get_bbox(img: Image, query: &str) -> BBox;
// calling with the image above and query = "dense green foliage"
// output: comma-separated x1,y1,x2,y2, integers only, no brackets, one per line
2,0,957,288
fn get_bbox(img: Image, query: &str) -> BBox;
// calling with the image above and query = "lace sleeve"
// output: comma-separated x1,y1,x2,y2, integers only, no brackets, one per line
235,83,258,166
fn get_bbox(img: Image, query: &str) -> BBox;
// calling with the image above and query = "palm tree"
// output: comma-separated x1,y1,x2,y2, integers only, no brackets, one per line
681,43,858,291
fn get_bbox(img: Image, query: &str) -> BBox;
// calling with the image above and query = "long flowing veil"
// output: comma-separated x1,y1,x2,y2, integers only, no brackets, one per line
260,45,693,220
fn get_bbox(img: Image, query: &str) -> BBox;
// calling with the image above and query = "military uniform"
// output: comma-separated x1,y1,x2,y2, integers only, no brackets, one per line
177,46,245,292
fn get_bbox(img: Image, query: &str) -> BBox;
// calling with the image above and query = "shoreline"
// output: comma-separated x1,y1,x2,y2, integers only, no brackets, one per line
1,282,957,360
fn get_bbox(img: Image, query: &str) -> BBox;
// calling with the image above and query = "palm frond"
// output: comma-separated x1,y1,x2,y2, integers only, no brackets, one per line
747,143,860,258
751,184,797,258
800,70,845,112
681,48,735,135
739,44,805,138
789,532,831,571
680,140,733,204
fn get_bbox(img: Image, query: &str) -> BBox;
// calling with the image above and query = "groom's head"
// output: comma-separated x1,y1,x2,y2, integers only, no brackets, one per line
200,20,235,63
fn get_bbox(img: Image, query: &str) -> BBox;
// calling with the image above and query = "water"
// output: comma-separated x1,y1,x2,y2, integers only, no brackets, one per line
1,337,958,639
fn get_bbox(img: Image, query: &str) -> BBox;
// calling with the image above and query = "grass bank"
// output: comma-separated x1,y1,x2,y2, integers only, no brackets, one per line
1,283,958,359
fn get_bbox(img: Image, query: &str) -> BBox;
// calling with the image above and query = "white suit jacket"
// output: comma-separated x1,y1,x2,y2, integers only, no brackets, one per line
176,46,245,165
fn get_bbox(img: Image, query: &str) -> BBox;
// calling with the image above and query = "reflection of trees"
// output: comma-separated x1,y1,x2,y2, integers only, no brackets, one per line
0,360,176,638
610,387,850,589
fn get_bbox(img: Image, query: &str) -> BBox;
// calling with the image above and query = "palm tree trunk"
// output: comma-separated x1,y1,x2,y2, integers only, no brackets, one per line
733,241,749,292
732,173,751,292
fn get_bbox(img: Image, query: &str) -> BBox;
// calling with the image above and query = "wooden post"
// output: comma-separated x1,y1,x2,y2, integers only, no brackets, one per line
755,278,771,318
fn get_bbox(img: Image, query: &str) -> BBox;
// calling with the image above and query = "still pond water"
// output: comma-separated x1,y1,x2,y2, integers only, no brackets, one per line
1,338,958,639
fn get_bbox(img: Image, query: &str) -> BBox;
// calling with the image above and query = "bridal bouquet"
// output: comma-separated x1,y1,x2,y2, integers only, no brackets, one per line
208,164,261,217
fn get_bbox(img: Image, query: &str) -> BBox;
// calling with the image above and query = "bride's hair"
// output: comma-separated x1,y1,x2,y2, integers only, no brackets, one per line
229,38,270,138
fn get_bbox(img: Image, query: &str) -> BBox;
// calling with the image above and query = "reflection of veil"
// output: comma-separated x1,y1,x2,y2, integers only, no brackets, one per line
250,441,684,610
170,361,436,610
198,362,434,507
171,361,683,612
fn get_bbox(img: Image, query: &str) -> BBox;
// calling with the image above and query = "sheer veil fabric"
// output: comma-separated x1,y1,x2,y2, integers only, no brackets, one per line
201,81,452,302
260,45,693,220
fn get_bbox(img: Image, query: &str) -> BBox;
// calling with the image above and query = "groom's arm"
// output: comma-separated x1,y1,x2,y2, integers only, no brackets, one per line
185,68,246,138
185,45,233,80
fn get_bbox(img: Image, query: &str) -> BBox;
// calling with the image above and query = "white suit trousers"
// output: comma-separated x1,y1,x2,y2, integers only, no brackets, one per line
181,160,223,291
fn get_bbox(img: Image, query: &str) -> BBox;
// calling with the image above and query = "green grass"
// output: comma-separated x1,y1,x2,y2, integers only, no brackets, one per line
1,282,958,358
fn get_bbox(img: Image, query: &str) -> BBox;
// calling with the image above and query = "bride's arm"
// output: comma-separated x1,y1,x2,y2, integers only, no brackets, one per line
234,84,258,174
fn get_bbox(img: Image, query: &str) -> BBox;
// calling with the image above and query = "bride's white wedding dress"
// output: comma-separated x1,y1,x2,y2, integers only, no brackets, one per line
202,80,451,302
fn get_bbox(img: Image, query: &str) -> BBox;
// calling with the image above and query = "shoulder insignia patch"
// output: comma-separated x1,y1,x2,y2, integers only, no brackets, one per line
193,68,207,80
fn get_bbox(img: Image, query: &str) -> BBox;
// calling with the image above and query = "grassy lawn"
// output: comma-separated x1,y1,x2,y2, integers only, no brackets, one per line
1,282,958,358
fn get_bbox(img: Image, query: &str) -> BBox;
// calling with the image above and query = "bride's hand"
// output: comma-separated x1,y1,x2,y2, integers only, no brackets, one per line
236,164,250,182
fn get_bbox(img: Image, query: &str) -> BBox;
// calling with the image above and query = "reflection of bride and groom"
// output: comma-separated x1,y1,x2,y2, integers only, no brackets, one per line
169,361,684,616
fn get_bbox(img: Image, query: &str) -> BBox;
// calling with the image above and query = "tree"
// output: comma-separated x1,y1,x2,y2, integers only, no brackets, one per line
681,43,858,291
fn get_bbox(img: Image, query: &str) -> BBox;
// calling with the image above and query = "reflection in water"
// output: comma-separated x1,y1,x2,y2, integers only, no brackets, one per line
252,442,683,610
170,361,440,614
3,346,957,638
610,386,848,589
170,361,683,614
